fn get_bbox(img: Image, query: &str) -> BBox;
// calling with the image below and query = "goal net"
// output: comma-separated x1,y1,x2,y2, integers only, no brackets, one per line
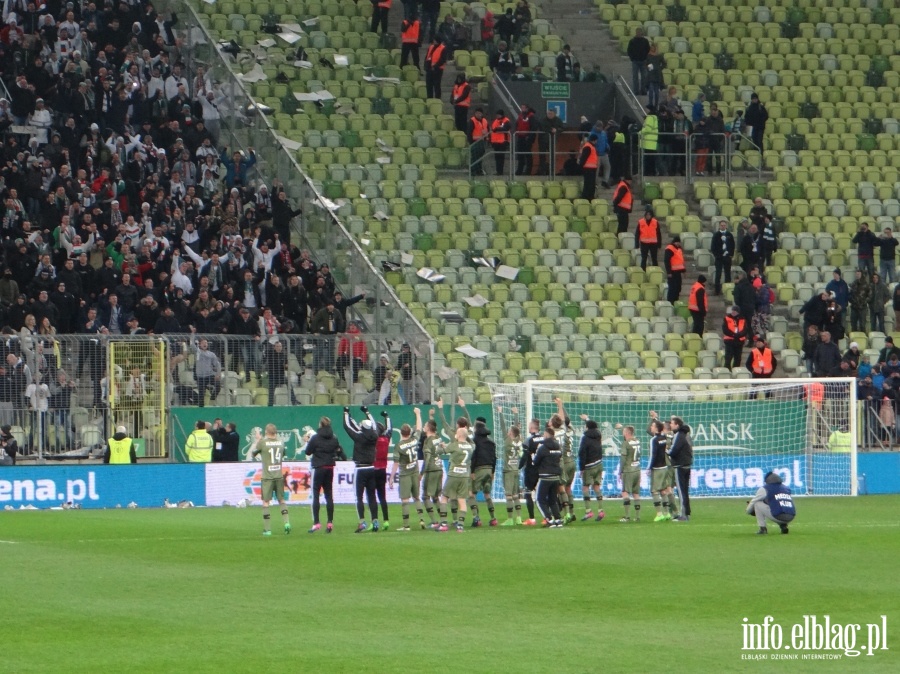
488,378,858,499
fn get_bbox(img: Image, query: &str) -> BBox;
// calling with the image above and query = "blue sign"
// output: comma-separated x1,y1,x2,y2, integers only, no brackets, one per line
0,465,205,509
857,453,900,494
547,100,568,123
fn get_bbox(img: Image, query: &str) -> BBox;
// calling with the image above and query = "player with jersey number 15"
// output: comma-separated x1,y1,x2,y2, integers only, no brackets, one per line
251,424,292,536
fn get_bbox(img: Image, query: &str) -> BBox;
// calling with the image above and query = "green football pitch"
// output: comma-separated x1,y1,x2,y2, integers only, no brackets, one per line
3,497,899,674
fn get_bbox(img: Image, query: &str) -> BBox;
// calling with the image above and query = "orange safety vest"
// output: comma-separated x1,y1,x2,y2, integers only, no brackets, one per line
401,19,420,44
470,116,489,141
688,281,707,312
666,244,685,272
377,0,391,8
723,315,746,342
804,382,824,407
452,83,471,108
752,347,774,375
638,217,658,244
581,142,598,169
490,117,510,145
614,180,632,211
426,42,446,68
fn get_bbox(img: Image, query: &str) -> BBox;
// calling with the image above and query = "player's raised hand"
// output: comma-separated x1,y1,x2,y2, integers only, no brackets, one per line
554,397,562,404
511,407,518,415
496,406,503,413
436,398,444,409
456,396,465,407
580,413,589,421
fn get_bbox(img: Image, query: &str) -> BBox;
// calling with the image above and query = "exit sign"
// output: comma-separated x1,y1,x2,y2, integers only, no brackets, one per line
541,82,571,99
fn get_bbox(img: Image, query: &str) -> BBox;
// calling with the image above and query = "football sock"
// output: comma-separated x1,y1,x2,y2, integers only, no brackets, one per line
514,502,521,514
262,507,271,532
653,499,662,515
451,505,458,520
506,504,514,518
633,502,641,518
415,502,424,519
667,493,680,516
281,508,289,525
583,497,592,510
623,499,631,518
468,498,479,517
485,497,494,517
525,492,535,519
402,502,410,523
457,510,466,526
438,505,447,523
426,505,437,523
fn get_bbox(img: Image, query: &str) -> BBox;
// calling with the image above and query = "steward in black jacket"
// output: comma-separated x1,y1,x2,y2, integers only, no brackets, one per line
305,421,347,467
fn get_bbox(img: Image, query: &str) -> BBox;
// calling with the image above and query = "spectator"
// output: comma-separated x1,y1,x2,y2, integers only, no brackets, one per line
878,226,898,284
539,108,564,176
489,40,517,80
704,103,726,177
555,44,573,82
337,324,369,384
263,339,289,406
0,425,18,465
669,108,691,176
310,299,345,372
420,0,441,42
711,220,735,296
514,104,536,177
751,276,772,338
743,92,769,151
849,269,871,333
879,336,900,366
192,335,222,407
627,27,650,95
760,215,777,270
799,290,830,334
870,272,890,333
495,9,516,45
645,44,666,110
739,223,763,272
812,331,842,377
370,0,391,35
691,92,705,124
826,269,849,320
480,11,495,51
212,421,240,462
732,270,756,323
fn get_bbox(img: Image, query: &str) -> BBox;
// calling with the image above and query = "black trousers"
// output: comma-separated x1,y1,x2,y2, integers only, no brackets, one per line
690,310,705,335
667,272,683,303
400,42,420,69
454,105,468,132
723,341,743,370
516,138,534,176
493,144,507,175
425,67,443,99
536,477,561,520
615,207,630,234
714,256,732,293
355,467,378,520
639,243,658,269
312,466,335,524
581,167,596,200
675,466,692,517
371,6,389,33
373,468,390,520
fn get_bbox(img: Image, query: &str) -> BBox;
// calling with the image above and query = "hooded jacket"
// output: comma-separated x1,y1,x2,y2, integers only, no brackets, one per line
668,425,693,467
344,412,379,466
746,471,796,521
471,423,497,470
578,426,604,470
533,436,562,478
305,424,346,468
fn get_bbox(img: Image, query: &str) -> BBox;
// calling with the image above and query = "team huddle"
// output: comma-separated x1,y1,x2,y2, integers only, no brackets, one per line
248,399,699,535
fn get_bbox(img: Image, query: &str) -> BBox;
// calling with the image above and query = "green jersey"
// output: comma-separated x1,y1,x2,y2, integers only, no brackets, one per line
504,438,523,473
254,437,285,479
394,436,420,475
422,435,444,472
444,439,474,477
559,427,576,464
619,438,641,474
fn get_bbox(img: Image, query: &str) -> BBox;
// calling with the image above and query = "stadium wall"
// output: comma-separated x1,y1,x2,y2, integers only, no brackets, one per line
1,455,897,510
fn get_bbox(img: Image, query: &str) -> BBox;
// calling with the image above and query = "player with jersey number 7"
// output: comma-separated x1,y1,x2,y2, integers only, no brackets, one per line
251,424,292,536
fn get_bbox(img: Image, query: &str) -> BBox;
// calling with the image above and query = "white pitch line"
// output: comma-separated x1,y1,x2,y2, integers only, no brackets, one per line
0,540,19,544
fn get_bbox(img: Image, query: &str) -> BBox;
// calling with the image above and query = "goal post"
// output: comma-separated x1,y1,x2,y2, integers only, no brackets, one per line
489,378,858,499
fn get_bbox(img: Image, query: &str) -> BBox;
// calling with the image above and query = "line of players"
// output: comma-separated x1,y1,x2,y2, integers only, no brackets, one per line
249,399,693,536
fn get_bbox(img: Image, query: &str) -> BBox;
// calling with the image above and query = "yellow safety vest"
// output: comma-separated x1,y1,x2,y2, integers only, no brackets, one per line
186,429,214,463
108,437,133,464
828,430,852,453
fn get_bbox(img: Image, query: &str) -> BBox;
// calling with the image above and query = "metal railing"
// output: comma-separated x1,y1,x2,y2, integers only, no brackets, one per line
177,3,435,401
0,332,430,463
634,130,764,186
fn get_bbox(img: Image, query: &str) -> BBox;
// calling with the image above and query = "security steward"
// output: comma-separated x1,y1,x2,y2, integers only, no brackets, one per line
185,419,215,463
611,176,633,234
400,17,421,70
468,108,489,176
104,425,137,464
688,274,708,335
664,235,686,303
634,208,661,269
746,335,778,379
722,304,748,370
451,73,471,132
490,109,512,176
577,136,598,200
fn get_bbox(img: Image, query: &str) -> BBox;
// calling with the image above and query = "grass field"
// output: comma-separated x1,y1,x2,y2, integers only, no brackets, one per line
3,497,899,674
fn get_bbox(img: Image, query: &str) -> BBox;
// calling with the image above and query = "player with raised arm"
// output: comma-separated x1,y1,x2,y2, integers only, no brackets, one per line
616,424,642,522
344,405,380,533
437,422,475,532
496,406,523,526
519,415,543,525
373,410,393,530
553,398,577,523
392,408,426,531
420,408,444,528
578,414,606,522
647,419,672,522
533,425,564,528
468,415,498,527
436,398,471,524
251,424,292,536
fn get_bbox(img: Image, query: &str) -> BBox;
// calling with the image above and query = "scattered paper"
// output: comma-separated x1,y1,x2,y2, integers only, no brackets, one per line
292,90,335,102
436,366,458,380
441,311,465,323
202,0,215,4
237,64,267,82
463,294,488,307
275,135,303,151
376,156,391,164
278,32,302,44
376,138,394,152
381,260,400,272
302,18,319,27
373,210,389,221
315,90,335,101
279,22,305,33
294,60,314,69
361,238,372,246
257,38,276,48
400,252,414,265
472,256,500,268
417,268,446,283
495,265,519,280
189,27,208,45
456,344,489,358
363,75,402,83
334,55,349,67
